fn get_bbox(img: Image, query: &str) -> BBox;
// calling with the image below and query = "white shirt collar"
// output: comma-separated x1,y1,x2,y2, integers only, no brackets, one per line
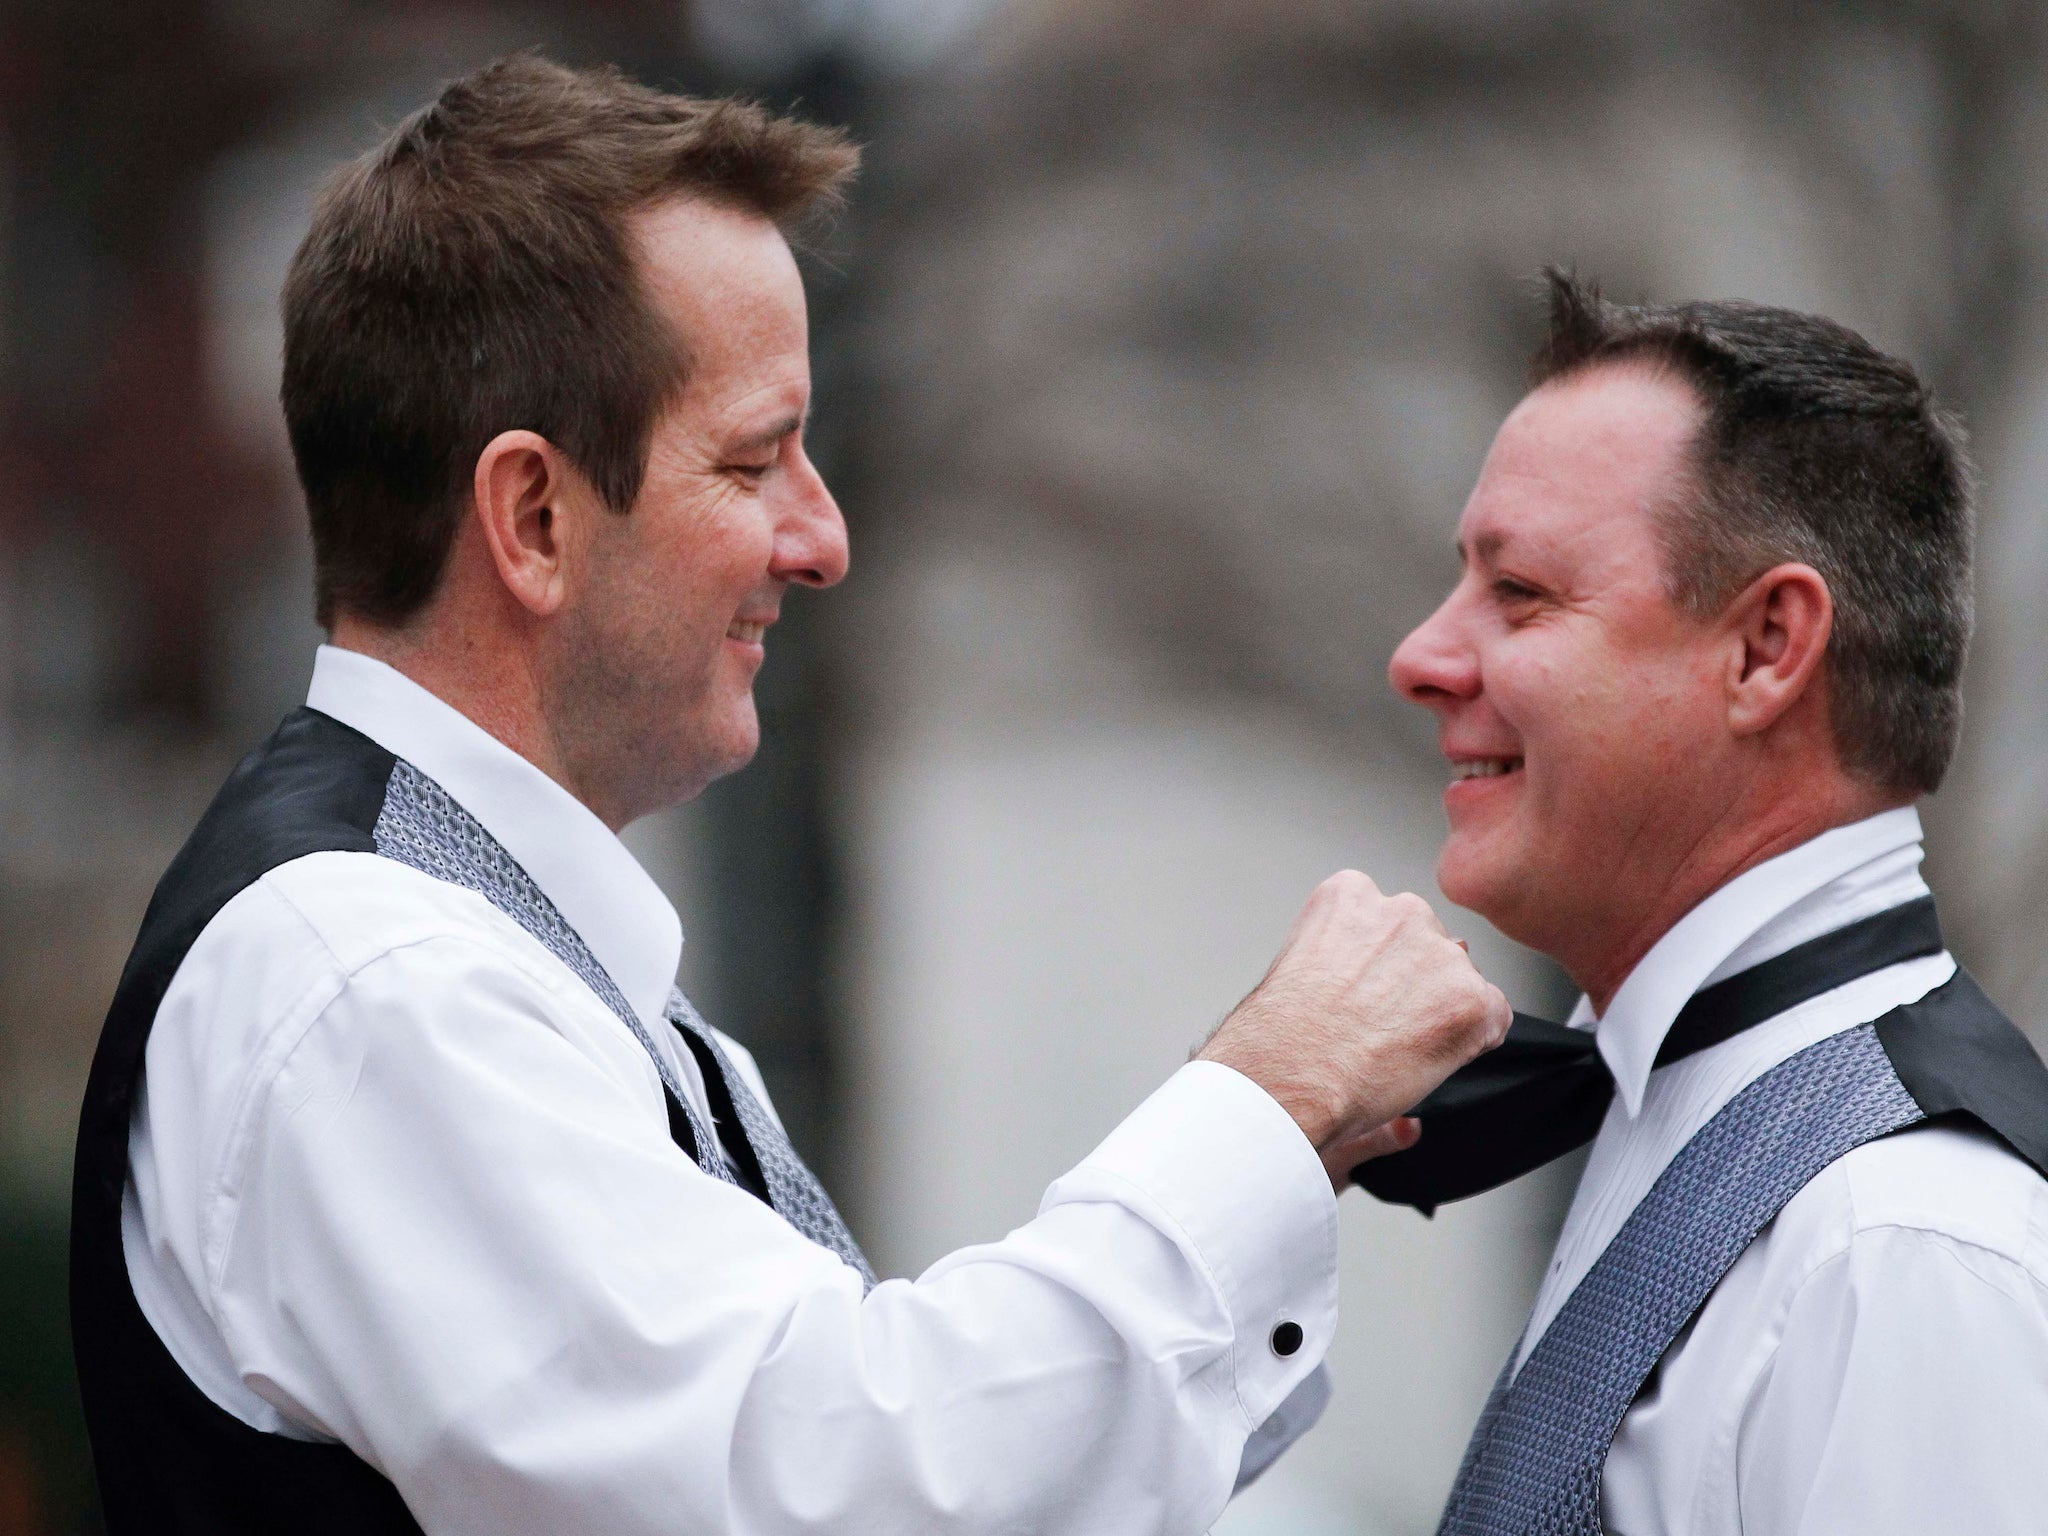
1572,805,1929,1118
306,644,683,1031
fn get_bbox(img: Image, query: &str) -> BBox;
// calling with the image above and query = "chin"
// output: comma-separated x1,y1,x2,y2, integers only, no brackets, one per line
1441,840,1579,963
633,699,759,814
703,699,762,780
1436,837,1518,930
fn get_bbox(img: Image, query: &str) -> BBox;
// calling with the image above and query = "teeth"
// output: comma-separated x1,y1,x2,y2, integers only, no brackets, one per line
728,621,766,644
1452,759,1520,781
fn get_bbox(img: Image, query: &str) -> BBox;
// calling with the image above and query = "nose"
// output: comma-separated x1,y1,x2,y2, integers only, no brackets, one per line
769,439,850,589
1389,591,1480,711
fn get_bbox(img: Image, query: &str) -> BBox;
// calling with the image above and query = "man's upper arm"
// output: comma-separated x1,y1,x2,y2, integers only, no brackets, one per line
134,851,711,1439
206,907,814,1454
1733,1147,2048,1534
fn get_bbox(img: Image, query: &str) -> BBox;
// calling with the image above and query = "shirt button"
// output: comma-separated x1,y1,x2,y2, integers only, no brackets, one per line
1270,1321,1304,1358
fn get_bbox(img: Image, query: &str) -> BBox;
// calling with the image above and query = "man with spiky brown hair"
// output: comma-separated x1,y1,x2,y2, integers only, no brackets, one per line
70,55,1508,1536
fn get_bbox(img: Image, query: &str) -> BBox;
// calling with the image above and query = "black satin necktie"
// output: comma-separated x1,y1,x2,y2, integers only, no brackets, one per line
1355,898,1946,1213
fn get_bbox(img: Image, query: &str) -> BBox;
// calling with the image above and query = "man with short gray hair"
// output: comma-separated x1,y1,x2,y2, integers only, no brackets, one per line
1372,273,2048,1534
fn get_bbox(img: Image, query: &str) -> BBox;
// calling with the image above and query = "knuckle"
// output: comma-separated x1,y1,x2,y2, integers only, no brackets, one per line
1324,868,1370,900
1486,990,1512,1042
1456,974,1495,1021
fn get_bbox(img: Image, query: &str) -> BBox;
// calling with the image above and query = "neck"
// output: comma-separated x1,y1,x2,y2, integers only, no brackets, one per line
328,613,630,831
1574,777,1908,1016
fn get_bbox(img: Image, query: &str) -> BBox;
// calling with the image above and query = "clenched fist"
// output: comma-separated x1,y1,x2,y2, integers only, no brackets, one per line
1198,871,1510,1189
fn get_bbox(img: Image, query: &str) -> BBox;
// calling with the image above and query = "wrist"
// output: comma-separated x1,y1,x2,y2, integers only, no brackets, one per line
1270,1082,1343,1152
1197,1038,1342,1150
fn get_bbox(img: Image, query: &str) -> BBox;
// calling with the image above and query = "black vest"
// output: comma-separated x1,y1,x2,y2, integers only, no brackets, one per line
70,708,749,1533
72,711,423,1532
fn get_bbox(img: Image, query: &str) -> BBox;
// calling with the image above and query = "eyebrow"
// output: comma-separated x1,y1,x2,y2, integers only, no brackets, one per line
727,412,805,458
1461,531,1507,564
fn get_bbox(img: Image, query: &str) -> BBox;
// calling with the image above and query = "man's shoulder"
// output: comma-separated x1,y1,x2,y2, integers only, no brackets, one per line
153,849,633,1146
174,849,577,1028
1838,1119,2048,1262
1694,1122,2048,1379
253,848,529,968
1776,1119,2048,1280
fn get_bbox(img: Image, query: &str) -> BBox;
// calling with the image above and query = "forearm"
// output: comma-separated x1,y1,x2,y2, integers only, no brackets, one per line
716,1062,1338,1533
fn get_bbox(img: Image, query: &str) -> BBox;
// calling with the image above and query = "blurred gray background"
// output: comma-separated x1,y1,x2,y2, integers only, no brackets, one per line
4,1,2045,1531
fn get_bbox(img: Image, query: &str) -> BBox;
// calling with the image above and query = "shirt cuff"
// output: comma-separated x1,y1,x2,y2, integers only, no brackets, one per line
1043,1060,1340,1429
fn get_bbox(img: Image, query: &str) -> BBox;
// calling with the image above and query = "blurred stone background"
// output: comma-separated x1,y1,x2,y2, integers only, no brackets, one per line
3,1,2045,1531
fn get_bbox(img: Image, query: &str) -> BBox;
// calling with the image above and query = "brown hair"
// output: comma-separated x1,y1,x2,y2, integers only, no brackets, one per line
1529,269,1974,796
282,53,858,627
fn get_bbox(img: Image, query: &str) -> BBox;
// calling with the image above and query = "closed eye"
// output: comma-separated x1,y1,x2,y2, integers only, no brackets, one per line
723,411,805,482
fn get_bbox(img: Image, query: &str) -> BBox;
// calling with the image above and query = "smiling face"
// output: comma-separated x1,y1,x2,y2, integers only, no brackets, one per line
1388,364,1745,987
546,196,848,822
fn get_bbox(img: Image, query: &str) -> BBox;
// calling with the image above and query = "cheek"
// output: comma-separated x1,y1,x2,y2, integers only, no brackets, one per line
1528,647,1721,825
694,514,776,615
1479,636,1605,761
1495,625,1672,751
624,510,771,644
1483,635,1672,818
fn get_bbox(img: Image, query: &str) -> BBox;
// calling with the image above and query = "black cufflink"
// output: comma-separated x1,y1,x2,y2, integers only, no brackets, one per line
1270,1321,1303,1357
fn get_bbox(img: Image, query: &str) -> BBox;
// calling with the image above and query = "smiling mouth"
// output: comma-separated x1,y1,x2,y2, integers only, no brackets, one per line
727,620,768,644
1450,758,1522,781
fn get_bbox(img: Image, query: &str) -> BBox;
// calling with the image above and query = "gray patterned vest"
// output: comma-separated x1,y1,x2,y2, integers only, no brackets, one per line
1438,1022,1926,1535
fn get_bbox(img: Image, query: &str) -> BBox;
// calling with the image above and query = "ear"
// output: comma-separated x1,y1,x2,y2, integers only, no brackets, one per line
472,430,579,619
1723,562,1833,737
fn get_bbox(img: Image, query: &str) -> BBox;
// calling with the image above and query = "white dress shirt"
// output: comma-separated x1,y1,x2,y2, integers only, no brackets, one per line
122,645,1340,1536
1517,808,2048,1535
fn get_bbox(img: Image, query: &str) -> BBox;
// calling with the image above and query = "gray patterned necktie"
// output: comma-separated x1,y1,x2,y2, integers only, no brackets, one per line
373,758,877,1289
1437,1023,1924,1535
